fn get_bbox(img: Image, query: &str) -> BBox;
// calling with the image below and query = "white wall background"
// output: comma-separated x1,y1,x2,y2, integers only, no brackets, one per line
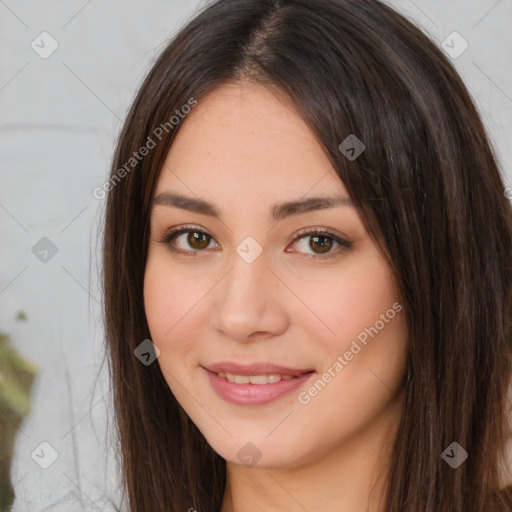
0,1,510,510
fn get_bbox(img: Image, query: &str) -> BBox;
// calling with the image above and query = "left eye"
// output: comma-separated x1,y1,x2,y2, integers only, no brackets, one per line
156,226,351,258
286,229,352,258
290,232,342,255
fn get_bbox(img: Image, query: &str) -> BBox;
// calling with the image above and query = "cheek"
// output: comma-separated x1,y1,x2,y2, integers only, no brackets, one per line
143,271,173,341
143,263,200,397
143,257,202,341
302,253,400,358
296,259,407,438
143,256,219,379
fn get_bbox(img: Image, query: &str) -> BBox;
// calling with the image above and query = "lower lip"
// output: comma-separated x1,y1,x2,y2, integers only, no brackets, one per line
204,369,314,406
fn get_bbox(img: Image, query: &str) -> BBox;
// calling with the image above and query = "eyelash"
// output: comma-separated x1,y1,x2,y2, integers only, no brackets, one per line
155,224,352,259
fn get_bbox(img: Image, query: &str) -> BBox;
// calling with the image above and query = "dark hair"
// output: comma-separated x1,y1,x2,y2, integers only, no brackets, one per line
101,0,512,510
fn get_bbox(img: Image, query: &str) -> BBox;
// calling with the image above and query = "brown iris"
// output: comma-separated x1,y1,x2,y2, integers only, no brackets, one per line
187,231,211,250
309,234,333,254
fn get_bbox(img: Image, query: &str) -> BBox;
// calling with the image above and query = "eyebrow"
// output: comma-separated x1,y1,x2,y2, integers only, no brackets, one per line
152,192,354,222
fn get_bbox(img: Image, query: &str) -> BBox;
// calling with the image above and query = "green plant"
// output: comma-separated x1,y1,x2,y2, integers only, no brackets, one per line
0,332,37,511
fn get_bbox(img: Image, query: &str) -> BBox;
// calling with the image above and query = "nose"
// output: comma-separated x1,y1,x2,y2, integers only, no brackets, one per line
211,246,289,343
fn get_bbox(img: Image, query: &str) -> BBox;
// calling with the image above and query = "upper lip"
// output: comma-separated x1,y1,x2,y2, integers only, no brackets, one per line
203,362,314,377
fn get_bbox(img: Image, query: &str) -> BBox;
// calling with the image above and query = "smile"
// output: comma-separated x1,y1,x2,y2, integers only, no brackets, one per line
217,372,294,384
202,362,314,406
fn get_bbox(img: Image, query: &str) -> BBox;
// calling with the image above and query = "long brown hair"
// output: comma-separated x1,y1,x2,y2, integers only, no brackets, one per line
101,0,512,510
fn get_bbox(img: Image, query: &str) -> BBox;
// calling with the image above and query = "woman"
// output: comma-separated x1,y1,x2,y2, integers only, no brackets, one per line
101,0,512,510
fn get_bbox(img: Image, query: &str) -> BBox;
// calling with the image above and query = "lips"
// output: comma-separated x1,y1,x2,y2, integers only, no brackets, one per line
218,372,293,384
202,362,315,406
205,362,312,377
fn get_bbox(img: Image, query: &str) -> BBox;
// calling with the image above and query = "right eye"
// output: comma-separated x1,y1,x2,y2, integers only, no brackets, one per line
155,225,220,256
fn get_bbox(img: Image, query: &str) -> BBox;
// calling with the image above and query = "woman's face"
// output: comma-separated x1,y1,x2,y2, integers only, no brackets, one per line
144,82,408,469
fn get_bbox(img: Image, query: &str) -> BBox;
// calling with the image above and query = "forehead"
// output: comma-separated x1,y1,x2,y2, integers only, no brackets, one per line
155,82,348,199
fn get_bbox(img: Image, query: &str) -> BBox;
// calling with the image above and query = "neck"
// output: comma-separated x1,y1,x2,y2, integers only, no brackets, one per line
220,393,403,512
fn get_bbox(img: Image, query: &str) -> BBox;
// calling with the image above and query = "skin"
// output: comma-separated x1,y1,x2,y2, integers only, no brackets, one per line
144,82,409,512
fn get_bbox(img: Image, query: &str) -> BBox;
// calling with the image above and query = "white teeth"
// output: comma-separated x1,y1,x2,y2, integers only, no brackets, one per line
249,375,267,384
217,372,295,384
